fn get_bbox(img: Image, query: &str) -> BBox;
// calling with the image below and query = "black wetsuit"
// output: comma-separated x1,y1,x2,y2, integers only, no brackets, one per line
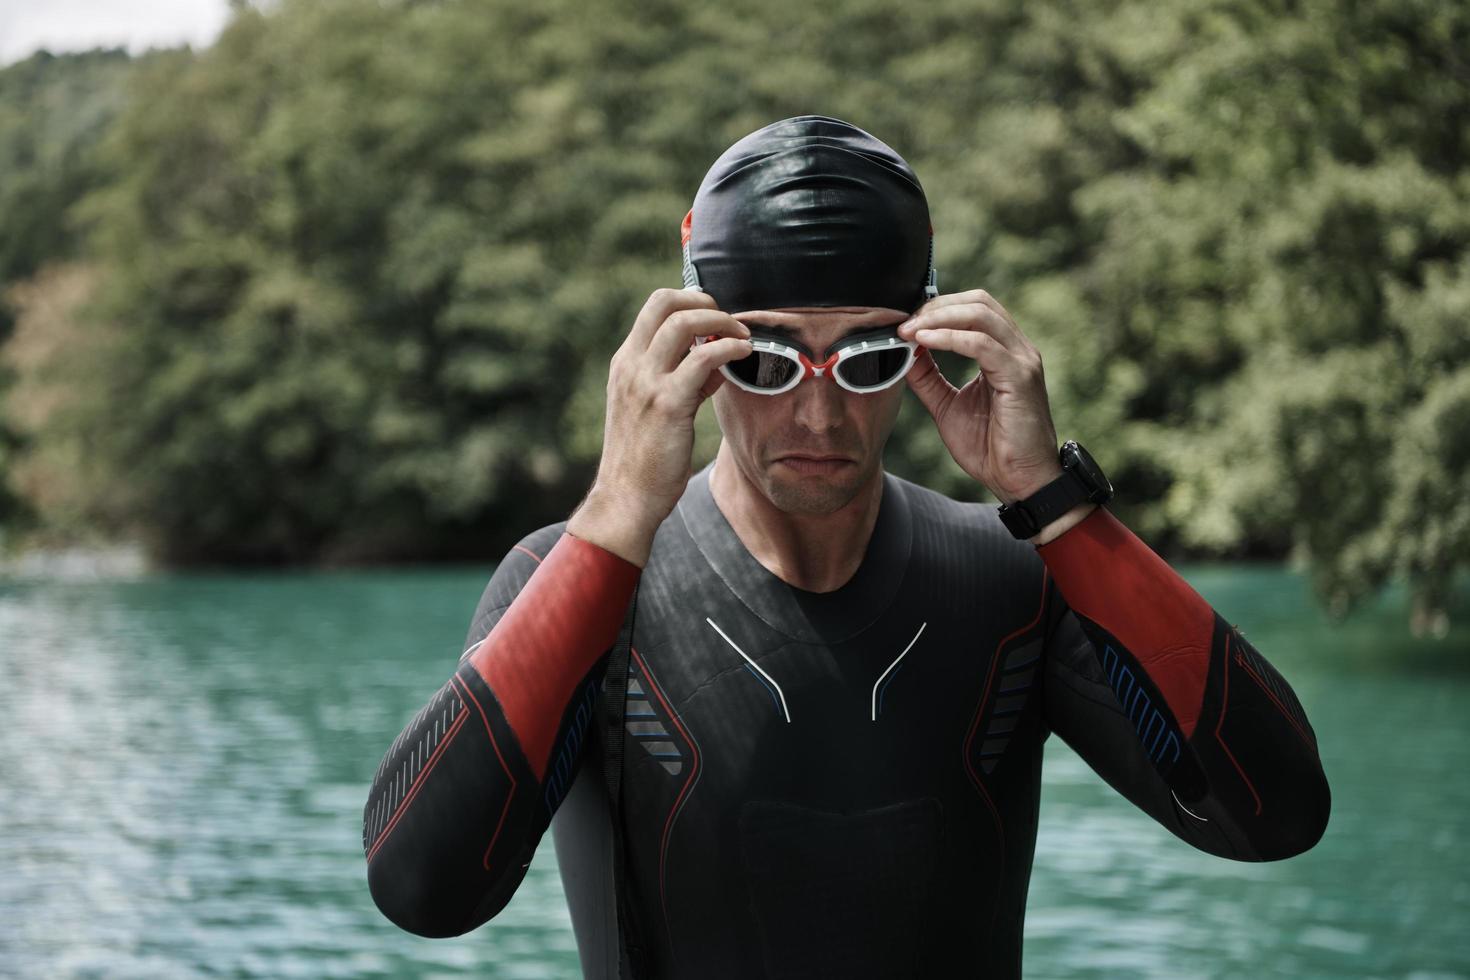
363,461,1330,978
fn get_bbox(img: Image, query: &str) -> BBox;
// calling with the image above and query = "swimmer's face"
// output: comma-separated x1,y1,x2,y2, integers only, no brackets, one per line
712,306,910,515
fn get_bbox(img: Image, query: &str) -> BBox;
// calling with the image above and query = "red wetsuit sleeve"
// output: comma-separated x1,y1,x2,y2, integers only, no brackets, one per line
363,527,640,937
1036,506,1213,737
467,531,641,781
1037,506,1330,860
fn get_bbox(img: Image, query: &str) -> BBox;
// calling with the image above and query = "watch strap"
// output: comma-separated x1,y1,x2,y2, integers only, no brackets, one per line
997,469,1090,539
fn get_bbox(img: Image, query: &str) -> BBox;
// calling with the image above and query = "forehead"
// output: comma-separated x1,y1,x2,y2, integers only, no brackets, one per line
731,306,909,347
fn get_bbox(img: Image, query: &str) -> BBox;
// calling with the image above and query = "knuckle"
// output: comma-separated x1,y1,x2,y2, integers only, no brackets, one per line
671,308,718,338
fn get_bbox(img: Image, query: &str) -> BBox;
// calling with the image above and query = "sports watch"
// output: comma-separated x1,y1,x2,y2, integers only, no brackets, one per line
996,440,1114,540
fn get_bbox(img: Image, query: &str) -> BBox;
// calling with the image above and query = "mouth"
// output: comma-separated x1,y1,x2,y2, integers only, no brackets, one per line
776,454,856,474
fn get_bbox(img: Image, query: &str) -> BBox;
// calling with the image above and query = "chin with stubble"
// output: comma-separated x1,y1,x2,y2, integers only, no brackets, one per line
760,452,875,515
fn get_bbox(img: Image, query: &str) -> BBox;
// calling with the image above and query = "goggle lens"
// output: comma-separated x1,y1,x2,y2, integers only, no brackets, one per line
727,349,800,389
835,347,910,389
700,332,916,394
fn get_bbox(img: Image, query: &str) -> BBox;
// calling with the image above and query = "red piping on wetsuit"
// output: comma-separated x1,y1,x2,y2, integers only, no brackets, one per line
467,532,641,780
1036,507,1213,738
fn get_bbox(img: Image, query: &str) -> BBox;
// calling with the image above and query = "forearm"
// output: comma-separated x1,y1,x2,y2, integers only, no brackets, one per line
1029,501,1097,547
1039,507,1330,859
465,531,640,780
1037,507,1214,734
364,530,641,935
364,661,601,935
568,483,665,569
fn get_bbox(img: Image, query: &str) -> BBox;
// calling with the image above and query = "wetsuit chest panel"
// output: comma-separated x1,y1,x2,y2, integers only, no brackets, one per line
594,465,1054,977
620,607,985,976
738,797,943,980
618,583,1044,976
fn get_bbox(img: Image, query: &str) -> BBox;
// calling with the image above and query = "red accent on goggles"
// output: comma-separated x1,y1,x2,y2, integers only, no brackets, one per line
693,329,917,395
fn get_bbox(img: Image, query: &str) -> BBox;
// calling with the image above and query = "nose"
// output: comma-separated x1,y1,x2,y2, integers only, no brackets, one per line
791,370,845,433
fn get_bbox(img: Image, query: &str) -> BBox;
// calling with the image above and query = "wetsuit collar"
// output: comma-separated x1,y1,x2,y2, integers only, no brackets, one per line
677,460,913,643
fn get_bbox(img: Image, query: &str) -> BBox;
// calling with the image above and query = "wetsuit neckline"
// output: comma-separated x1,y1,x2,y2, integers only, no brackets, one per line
677,459,913,643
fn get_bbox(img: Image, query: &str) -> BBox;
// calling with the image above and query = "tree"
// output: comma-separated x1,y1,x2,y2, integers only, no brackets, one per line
2,0,1464,628
0,48,142,538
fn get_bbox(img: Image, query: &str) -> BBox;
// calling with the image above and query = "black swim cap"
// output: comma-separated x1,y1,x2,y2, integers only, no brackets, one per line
681,115,936,314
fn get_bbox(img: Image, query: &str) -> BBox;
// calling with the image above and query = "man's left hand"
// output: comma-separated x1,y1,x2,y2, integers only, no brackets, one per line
896,290,1063,506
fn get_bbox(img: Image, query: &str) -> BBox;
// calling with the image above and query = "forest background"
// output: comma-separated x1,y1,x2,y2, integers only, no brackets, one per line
0,0,1465,633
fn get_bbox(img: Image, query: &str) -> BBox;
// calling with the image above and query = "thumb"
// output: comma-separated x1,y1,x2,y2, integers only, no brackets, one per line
698,370,726,402
904,347,956,420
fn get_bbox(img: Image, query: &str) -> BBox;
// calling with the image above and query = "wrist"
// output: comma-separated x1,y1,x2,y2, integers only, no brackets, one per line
995,464,1065,508
1030,502,1098,547
567,484,664,568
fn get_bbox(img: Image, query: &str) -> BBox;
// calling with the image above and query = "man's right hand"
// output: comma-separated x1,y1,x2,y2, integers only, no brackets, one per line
567,288,752,567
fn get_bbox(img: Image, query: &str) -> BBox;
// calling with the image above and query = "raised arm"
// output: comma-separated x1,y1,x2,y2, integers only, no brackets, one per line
362,286,754,936
363,524,639,936
1039,506,1331,861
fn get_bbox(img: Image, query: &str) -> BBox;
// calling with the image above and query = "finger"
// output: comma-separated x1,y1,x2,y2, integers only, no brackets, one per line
906,288,997,325
668,335,753,403
965,290,1019,330
901,301,1028,356
902,301,1021,350
910,288,1016,323
648,307,749,370
909,325,1024,384
908,289,974,318
627,287,719,352
903,346,959,420
893,293,1023,354
698,364,728,401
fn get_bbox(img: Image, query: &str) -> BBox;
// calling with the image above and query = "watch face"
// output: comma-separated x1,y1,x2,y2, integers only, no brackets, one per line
1065,441,1113,496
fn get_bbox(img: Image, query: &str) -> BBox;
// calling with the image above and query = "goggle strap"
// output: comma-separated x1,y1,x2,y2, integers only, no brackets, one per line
924,230,938,300
682,241,702,291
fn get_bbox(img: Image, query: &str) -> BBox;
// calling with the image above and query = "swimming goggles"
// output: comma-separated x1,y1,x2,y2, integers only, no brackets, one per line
693,328,918,396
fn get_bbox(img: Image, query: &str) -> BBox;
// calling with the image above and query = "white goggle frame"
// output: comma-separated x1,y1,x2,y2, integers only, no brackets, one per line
694,332,918,396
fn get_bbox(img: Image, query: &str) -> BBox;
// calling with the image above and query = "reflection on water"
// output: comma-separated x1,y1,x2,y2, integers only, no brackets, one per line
1,566,1466,978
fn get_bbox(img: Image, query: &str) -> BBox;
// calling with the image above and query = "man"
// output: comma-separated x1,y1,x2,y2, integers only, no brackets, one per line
363,116,1330,978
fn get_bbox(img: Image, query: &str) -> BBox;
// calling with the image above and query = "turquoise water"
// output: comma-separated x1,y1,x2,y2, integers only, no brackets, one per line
1,565,1466,978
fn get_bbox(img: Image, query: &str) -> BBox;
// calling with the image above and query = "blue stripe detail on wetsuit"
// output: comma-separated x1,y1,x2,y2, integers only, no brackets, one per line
544,675,600,815
1102,644,1183,767
625,659,686,776
977,639,1043,773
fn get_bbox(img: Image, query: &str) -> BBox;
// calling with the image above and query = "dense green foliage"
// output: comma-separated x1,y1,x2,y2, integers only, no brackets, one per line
0,50,135,293
0,0,1465,626
0,49,139,536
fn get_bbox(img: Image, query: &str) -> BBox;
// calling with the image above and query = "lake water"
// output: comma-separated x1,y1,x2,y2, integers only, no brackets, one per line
2,563,1467,978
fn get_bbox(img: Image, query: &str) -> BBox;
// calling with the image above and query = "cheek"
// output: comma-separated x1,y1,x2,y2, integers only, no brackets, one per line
859,384,901,414
713,385,758,440
865,388,904,436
